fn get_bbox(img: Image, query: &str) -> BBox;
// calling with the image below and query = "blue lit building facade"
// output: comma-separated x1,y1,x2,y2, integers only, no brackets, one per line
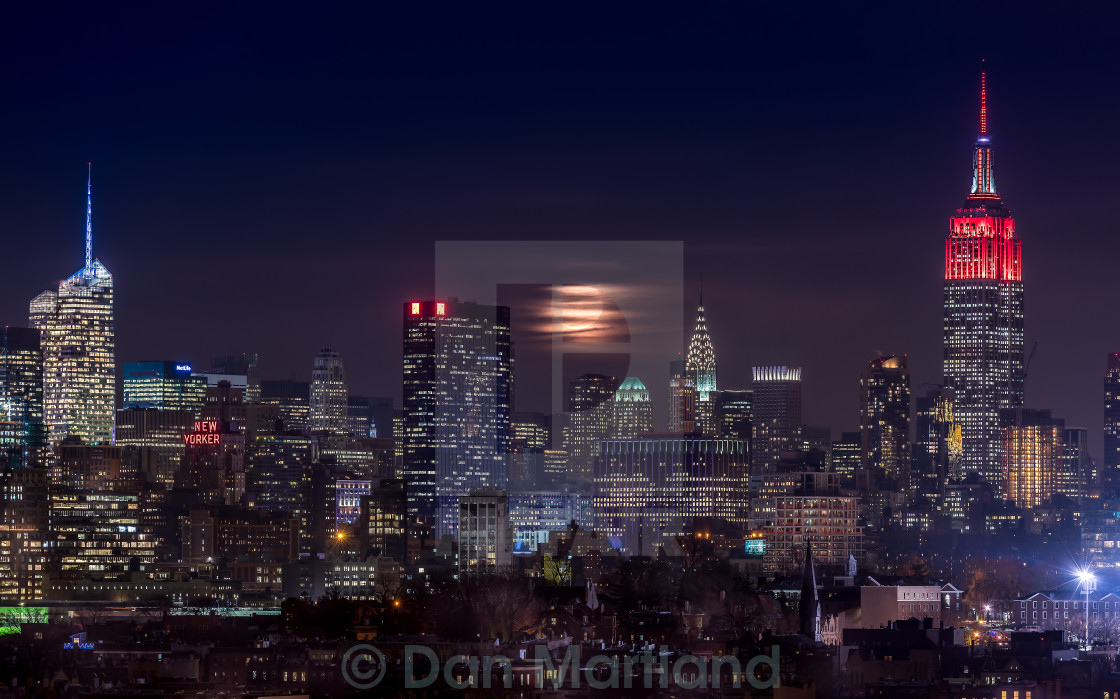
122,361,205,417
402,300,511,538
0,327,45,468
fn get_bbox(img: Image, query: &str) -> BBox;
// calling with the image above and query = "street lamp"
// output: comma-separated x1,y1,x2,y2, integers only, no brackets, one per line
1078,569,1096,650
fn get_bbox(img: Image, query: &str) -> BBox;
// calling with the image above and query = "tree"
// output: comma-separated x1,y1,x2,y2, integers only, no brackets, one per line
542,553,573,585
317,587,357,639
962,556,1060,619
462,566,539,642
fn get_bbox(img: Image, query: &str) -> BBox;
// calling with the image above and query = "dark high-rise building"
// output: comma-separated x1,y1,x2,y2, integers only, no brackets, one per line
181,506,299,565
800,425,831,464
831,431,862,487
114,409,193,486
260,380,311,433
247,433,313,516
310,348,349,435
913,388,963,497
716,389,751,441
751,366,802,473
201,380,247,427
56,441,132,493
347,396,374,438
0,327,45,468
1059,427,1093,498
0,466,50,599
667,358,695,433
176,388,247,507
367,396,395,439
859,355,911,493
122,361,206,416
209,353,261,403
360,478,408,563
1104,353,1120,493
402,299,511,537
564,373,618,484
509,411,549,486
942,65,1025,493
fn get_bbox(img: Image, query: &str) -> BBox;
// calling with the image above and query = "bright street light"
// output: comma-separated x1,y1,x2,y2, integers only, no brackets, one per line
1077,567,1096,650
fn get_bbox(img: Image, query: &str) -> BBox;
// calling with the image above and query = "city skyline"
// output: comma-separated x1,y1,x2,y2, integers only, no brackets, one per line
4,6,1117,465
3,7,1120,696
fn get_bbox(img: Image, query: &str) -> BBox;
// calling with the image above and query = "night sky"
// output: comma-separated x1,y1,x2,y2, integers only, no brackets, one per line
3,5,1119,458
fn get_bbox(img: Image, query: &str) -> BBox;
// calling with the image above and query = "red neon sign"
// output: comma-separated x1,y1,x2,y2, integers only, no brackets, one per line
411,302,420,315
183,420,221,446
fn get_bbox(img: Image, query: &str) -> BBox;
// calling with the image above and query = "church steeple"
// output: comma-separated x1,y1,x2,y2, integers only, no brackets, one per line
799,542,820,640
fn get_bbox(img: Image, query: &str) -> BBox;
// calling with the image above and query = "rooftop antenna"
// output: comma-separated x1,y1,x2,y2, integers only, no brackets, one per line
84,162,93,276
979,59,987,135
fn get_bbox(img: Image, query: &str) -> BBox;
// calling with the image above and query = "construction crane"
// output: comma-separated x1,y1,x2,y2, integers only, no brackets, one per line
1023,341,1039,391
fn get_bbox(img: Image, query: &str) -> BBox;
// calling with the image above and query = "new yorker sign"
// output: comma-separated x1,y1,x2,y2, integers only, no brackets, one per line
183,420,221,446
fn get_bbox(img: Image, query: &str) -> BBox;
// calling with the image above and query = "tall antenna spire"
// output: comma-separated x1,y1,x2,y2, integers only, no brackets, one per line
979,59,987,135
85,162,93,275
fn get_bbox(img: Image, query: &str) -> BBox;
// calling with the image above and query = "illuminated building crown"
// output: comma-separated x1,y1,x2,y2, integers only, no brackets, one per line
969,60,999,202
685,293,717,397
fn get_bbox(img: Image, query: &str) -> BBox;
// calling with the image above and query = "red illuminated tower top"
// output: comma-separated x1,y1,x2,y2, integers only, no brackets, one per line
969,59,998,201
945,61,1020,282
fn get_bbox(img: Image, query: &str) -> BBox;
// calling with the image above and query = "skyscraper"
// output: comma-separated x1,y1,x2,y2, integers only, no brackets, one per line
667,358,695,433
114,407,194,487
564,373,619,484
209,353,261,404
594,434,748,556
1104,353,1120,493
611,377,653,438
122,361,206,416
685,297,717,435
347,396,374,438
831,431,862,487
29,168,115,448
310,348,349,435
913,388,963,497
751,366,802,473
715,389,751,440
859,355,911,493
942,64,1024,491
260,379,311,433
0,327,45,468
1059,427,1094,498
1000,408,1063,510
402,299,511,537
360,478,408,563
458,488,512,574
509,411,549,485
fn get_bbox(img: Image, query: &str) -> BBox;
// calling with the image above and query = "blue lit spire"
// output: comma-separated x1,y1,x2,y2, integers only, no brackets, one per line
84,162,93,277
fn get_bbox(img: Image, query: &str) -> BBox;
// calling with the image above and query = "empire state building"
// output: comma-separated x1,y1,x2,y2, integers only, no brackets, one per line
942,64,1024,492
